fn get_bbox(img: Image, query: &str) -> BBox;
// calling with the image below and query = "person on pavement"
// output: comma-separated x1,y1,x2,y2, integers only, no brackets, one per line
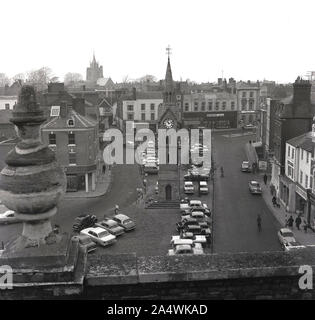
263,174,268,185
287,215,294,228
295,215,302,230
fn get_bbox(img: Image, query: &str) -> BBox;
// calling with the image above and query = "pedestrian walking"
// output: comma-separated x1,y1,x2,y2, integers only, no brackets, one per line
295,215,302,230
263,173,268,185
114,204,119,215
287,215,294,228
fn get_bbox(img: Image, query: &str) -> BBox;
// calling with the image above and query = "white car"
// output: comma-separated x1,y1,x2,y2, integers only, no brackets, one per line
0,208,19,225
112,214,136,231
180,203,191,215
278,228,296,247
171,234,206,246
283,241,306,252
189,200,202,208
95,218,125,236
80,227,116,247
168,243,204,256
199,181,209,194
184,181,194,194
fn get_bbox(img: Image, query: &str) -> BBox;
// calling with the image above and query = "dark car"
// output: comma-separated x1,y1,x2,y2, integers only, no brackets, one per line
184,224,202,235
248,180,262,195
72,214,98,233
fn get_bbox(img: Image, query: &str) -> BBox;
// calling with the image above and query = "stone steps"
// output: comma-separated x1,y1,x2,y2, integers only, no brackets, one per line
146,201,180,209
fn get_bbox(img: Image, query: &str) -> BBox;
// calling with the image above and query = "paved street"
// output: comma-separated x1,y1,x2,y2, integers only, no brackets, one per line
212,131,282,253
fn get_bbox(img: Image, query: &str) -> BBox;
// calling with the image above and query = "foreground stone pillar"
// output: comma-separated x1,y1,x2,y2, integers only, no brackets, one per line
0,85,67,249
0,85,86,298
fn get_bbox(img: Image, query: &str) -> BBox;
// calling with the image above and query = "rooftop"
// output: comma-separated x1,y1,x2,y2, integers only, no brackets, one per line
287,132,313,152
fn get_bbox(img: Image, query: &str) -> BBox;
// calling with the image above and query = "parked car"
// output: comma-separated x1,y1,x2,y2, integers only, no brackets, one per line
183,224,202,235
168,243,204,256
172,234,207,246
95,218,125,236
72,214,98,233
248,181,262,195
283,241,306,252
0,209,19,225
80,227,116,247
189,199,202,208
143,163,159,174
241,161,251,172
180,202,191,215
75,234,97,253
184,181,195,194
278,228,296,247
199,181,209,194
170,237,193,247
112,214,136,231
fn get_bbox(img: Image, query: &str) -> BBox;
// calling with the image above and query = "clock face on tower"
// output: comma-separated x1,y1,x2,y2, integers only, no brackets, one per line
163,118,174,129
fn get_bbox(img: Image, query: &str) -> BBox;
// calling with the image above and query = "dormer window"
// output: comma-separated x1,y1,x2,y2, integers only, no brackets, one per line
67,118,75,127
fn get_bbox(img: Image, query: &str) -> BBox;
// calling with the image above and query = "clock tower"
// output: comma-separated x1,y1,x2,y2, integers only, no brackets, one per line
156,47,182,206
158,46,182,131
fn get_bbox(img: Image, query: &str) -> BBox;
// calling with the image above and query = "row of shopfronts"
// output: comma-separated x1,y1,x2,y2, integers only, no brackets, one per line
279,175,315,224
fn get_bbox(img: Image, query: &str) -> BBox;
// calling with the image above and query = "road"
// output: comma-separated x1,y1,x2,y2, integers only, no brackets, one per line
212,131,282,253
0,164,143,245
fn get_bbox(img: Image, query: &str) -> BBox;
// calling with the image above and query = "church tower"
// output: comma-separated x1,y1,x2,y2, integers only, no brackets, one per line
86,52,104,84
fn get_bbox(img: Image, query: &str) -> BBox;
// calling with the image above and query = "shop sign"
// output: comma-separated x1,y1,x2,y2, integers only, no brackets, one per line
296,185,307,200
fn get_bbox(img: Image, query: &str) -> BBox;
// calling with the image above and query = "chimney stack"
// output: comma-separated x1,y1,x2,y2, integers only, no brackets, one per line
293,77,311,105
60,101,68,118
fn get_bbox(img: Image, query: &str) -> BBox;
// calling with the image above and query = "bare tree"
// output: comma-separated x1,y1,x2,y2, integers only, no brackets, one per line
0,73,10,87
12,73,25,83
138,74,157,83
121,75,129,84
64,72,83,85
26,67,53,90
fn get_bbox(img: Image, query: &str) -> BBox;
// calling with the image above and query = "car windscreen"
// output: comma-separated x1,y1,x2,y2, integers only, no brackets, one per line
98,231,109,238
282,232,294,237
123,219,133,224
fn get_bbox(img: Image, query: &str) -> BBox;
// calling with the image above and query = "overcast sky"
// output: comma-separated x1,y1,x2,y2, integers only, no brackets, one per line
1,0,314,84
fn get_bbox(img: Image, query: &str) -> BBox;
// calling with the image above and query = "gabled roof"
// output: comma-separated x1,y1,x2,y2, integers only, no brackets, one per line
287,132,313,152
42,109,97,129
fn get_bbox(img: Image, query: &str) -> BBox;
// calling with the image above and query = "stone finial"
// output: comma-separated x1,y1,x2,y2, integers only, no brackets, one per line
0,85,67,250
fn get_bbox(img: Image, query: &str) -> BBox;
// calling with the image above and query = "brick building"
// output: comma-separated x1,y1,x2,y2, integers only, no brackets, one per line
271,77,315,198
41,102,100,192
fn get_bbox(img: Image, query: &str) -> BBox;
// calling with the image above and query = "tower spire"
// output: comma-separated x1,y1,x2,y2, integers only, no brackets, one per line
165,45,173,91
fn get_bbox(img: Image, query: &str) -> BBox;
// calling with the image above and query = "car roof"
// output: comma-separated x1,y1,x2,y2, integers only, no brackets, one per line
280,228,293,233
250,180,259,184
114,214,130,220
176,244,192,250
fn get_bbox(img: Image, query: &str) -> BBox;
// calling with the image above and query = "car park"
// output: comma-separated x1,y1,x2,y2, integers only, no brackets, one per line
184,181,195,194
241,161,251,172
112,214,136,231
80,227,116,247
95,218,125,236
278,228,296,247
248,181,262,195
